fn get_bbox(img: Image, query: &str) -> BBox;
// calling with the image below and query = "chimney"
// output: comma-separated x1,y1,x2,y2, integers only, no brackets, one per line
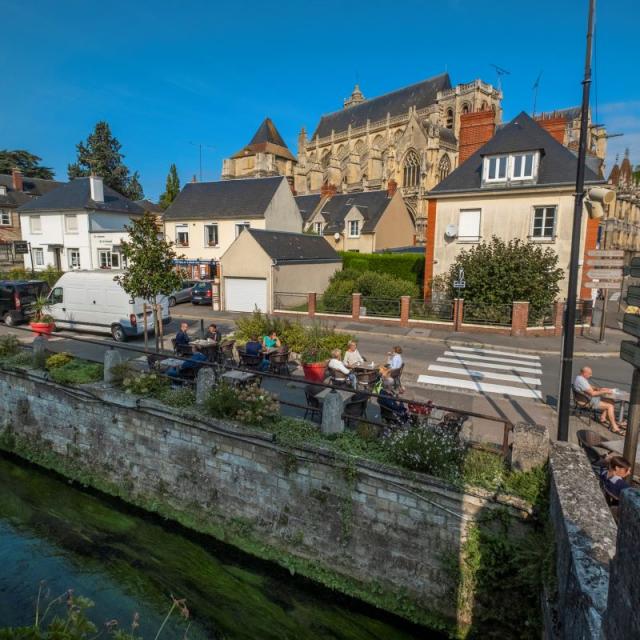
12,168,23,192
534,114,567,145
387,179,398,198
458,111,497,165
320,182,337,198
89,175,104,203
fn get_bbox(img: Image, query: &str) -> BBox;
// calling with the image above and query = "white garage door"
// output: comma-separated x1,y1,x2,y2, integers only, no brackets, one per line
225,277,268,312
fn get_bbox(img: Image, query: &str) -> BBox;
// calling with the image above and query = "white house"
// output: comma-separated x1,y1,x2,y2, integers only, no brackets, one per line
18,176,143,272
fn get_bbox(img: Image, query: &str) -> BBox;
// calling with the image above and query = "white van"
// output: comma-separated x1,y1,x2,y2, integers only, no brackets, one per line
47,271,171,342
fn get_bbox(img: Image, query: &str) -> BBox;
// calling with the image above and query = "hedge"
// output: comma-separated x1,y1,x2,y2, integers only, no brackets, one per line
339,252,424,286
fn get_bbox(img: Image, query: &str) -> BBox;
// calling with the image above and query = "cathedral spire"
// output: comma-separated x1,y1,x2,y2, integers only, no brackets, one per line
344,83,366,109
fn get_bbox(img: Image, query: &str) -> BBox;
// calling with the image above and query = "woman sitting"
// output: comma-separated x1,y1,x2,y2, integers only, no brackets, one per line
377,377,409,425
262,331,281,350
328,349,357,389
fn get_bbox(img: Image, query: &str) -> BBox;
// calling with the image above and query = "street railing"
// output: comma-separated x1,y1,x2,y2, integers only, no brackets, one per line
409,299,454,321
316,295,351,315
360,296,401,318
462,303,513,327
273,292,308,312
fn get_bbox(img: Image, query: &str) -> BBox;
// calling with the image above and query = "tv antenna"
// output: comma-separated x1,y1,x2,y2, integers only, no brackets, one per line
188,142,216,182
490,64,511,92
532,71,543,116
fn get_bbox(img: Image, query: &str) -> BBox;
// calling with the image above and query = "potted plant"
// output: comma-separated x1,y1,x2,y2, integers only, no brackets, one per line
28,295,55,336
300,346,331,382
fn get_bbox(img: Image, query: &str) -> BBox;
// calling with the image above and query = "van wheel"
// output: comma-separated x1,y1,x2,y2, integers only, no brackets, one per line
168,296,176,307
111,324,126,342
4,312,19,327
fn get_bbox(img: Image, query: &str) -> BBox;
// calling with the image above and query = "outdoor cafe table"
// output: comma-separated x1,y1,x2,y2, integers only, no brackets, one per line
314,388,354,403
220,370,260,387
191,339,219,361
602,389,630,423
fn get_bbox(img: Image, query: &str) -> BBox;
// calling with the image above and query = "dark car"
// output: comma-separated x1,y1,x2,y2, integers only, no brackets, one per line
191,280,214,305
168,280,196,307
0,280,50,326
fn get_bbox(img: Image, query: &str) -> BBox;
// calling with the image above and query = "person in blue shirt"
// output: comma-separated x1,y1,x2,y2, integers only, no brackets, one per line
174,322,191,354
168,345,207,379
245,335,263,357
377,378,409,425
599,455,632,502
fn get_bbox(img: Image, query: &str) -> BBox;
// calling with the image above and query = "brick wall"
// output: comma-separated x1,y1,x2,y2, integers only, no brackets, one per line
534,115,567,144
0,208,22,243
458,111,496,165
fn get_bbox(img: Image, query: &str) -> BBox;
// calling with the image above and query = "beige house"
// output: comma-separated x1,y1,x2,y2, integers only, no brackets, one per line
426,112,606,300
296,185,416,253
220,228,341,313
163,176,302,279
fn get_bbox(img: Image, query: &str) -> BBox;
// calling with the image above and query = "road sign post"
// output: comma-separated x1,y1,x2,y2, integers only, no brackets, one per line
586,250,624,343
453,267,465,291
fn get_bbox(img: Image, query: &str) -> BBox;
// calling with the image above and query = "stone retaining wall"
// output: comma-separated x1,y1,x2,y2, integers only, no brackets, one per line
0,368,529,634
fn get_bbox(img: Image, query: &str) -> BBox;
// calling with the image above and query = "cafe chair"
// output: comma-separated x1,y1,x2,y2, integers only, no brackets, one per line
238,349,262,370
356,369,379,391
269,349,290,376
329,368,349,388
219,340,236,366
172,338,193,358
343,393,369,428
378,403,404,428
572,387,598,422
576,429,609,468
146,354,163,371
303,384,323,422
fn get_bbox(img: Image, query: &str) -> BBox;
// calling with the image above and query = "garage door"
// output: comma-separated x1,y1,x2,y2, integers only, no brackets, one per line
224,277,268,312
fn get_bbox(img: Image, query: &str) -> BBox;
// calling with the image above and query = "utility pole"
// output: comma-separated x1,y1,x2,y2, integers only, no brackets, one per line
557,0,596,441
189,142,215,182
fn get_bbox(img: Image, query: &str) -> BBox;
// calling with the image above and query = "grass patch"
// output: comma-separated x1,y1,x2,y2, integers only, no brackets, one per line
48,360,103,384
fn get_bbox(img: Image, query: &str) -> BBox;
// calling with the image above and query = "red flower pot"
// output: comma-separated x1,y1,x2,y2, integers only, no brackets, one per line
29,321,55,336
302,361,327,383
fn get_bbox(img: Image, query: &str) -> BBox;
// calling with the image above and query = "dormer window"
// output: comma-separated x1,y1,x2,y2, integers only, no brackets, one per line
313,221,323,235
486,156,508,182
483,152,539,185
511,153,536,180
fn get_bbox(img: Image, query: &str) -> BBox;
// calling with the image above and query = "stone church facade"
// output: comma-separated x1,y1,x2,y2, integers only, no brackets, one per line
293,73,502,241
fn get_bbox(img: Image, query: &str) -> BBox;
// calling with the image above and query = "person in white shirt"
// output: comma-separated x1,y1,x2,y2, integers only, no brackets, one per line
574,366,625,433
387,346,403,371
343,341,365,368
328,349,357,388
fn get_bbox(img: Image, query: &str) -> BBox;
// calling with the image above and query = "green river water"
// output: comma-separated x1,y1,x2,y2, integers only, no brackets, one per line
0,454,444,639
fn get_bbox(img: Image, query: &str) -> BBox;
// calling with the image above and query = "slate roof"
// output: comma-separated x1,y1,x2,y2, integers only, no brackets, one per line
312,73,451,139
247,228,340,263
0,174,64,208
431,111,603,194
136,199,164,214
164,176,286,221
18,178,144,214
313,190,393,234
294,194,323,223
230,118,296,162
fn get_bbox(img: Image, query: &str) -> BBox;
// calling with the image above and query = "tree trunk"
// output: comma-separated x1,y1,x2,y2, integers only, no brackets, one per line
143,302,149,351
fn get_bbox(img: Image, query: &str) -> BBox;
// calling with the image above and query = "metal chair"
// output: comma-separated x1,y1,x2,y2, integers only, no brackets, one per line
356,369,379,391
343,393,369,427
172,338,193,357
572,386,598,422
328,367,349,388
303,384,323,422
238,349,262,370
269,349,290,376
219,340,236,366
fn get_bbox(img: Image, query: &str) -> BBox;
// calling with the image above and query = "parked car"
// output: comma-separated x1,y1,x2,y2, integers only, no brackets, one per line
168,280,196,307
47,271,170,342
191,280,214,305
0,280,50,326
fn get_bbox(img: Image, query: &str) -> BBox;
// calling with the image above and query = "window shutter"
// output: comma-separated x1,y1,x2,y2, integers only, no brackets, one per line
458,210,480,239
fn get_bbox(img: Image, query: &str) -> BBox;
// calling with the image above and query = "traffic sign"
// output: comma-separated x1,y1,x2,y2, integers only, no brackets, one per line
587,269,623,279
585,281,622,289
588,249,624,257
627,286,640,307
586,258,624,267
631,257,640,279
453,280,465,289
621,340,640,368
13,241,28,255
623,313,640,339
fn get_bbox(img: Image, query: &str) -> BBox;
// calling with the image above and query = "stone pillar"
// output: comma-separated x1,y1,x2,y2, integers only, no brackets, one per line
196,367,216,405
509,422,549,472
604,490,640,640
553,300,564,337
351,293,361,321
308,292,316,319
103,349,123,384
453,298,464,331
510,301,529,337
400,296,410,327
320,390,345,435
32,335,47,368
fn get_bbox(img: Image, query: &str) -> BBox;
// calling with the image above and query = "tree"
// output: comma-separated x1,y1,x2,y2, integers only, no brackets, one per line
0,149,54,179
440,236,564,323
159,164,180,209
114,212,182,350
68,121,143,200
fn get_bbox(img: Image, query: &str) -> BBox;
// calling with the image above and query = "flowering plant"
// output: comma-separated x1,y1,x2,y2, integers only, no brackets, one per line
121,372,169,396
204,382,279,426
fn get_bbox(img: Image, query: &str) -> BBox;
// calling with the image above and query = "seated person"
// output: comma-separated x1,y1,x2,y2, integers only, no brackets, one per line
574,366,625,434
245,335,263,357
167,346,207,378
343,340,365,368
262,331,281,350
328,349,357,389
206,323,221,343
377,378,409,425
599,454,632,502
175,322,191,349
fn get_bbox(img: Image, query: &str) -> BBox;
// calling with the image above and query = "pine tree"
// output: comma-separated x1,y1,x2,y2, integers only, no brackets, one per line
0,150,54,179
159,164,180,209
67,121,142,199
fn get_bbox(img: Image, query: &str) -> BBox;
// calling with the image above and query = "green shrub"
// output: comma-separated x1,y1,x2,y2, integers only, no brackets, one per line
48,360,103,384
204,383,279,426
234,310,290,343
462,449,506,492
109,361,134,383
158,386,196,408
502,464,548,505
121,372,169,396
45,352,74,370
0,351,34,368
340,252,425,286
0,335,20,358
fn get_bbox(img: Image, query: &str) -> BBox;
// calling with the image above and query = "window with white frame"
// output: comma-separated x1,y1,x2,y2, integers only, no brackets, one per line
175,224,189,246
204,223,219,247
484,152,539,184
458,209,481,242
235,222,250,237
98,249,112,269
64,214,78,232
531,206,557,239
0,210,10,226
29,216,42,233
32,248,44,266
313,221,323,235
67,249,81,269
511,153,536,180
485,156,508,182
348,220,360,237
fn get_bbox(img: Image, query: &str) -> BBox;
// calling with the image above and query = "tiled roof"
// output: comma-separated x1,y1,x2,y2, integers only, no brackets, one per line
311,73,451,139
247,228,340,262
164,176,286,221
136,199,164,214
314,190,392,234
230,118,296,162
294,194,323,223
0,174,64,208
431,111,603,194
17,177,144,214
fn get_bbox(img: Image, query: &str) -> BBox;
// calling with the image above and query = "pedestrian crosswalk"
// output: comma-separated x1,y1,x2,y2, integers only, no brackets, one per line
417,345,543,400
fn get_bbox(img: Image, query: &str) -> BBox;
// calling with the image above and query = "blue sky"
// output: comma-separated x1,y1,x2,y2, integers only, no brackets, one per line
1,0,638,200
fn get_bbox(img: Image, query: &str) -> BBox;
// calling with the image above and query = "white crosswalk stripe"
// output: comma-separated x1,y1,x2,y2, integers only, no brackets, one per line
418,345,544,400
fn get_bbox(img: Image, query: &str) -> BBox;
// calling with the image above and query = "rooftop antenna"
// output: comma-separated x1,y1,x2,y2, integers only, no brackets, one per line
532,71,543,116
188,142,216,182
490,64,511,92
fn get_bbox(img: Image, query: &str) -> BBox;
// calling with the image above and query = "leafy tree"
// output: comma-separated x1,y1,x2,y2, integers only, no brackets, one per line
0,149,54,179
67,121,143,200
439,236,564,323
159,164,180,209
114,212,182,350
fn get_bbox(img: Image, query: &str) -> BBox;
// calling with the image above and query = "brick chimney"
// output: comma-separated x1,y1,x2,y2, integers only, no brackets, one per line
458,111,497,165
387,179,398,197
12,168,23,192
320,182,337,198
534,114,566,145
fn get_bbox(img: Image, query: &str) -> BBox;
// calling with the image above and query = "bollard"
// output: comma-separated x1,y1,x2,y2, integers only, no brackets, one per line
320,390,345,435
104,349,123,384
196,367,216,405
32,335,47,369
